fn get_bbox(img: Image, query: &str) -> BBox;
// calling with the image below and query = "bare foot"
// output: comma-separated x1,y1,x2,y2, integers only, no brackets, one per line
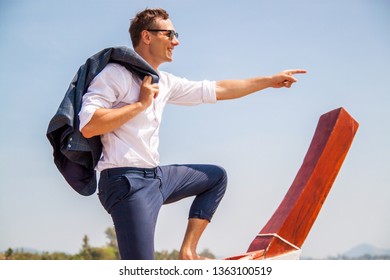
179,250,213,260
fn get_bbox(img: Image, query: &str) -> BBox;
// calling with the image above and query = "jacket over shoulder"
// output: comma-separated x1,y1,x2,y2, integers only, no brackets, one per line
46,46,159,196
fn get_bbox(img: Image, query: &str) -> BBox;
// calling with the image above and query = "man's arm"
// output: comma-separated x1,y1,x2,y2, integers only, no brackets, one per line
80,76,158,138
216,69,306,100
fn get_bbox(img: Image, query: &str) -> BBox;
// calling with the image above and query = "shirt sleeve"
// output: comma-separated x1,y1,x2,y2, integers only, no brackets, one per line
78,63,131,130
165,72,217,105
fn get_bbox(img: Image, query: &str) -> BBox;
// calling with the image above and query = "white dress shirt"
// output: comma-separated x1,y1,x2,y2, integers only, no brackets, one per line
79,63,217,171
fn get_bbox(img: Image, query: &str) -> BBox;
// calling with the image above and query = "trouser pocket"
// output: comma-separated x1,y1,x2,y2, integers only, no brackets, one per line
98,173,132,214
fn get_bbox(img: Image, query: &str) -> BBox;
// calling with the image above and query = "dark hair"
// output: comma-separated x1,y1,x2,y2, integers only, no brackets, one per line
129,8,169,48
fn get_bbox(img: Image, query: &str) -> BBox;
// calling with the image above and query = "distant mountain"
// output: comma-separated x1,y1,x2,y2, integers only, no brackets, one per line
343,243,390,258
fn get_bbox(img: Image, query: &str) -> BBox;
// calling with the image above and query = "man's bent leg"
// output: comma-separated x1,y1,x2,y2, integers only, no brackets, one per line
158,164,228,259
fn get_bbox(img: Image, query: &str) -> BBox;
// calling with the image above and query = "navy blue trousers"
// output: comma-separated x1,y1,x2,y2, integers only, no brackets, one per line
98,164,228,260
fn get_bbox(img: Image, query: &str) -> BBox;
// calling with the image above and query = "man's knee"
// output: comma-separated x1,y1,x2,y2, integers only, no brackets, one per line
211,165,228,188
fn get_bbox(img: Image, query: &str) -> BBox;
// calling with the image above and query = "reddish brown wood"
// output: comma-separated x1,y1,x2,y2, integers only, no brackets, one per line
244,107,359,258
224,249,266,260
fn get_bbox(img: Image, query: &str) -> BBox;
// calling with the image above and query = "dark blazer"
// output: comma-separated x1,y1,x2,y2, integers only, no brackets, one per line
46,46,159,196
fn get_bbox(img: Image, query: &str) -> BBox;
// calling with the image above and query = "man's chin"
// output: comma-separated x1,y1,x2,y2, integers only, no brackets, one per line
160,56,173,65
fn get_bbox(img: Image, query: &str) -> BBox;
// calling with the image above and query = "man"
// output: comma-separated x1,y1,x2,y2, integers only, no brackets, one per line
79,8,306,260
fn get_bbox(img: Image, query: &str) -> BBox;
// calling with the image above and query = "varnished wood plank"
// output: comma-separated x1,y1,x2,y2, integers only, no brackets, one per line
245,107,359,258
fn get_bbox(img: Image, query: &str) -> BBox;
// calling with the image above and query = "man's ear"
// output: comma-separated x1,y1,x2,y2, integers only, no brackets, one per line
140,30,152,45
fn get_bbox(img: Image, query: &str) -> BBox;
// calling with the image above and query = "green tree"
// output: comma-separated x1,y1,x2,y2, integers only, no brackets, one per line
105,227,119,259
74,231,119,260
78,235,93,260
105,227,117,248
155,249,180,260
199,248,216,259
5,248,13,260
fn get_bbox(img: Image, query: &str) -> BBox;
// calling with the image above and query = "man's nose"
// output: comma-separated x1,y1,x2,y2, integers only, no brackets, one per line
172,36,180,45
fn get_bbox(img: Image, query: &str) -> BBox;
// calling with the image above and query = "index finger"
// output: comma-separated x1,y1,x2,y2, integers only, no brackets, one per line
286,69,307,75
142,75,152,84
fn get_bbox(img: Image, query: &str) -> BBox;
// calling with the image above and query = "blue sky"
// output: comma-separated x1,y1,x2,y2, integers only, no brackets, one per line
0,0,389,259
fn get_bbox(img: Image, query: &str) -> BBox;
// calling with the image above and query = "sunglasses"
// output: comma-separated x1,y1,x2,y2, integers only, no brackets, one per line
147,29,179,40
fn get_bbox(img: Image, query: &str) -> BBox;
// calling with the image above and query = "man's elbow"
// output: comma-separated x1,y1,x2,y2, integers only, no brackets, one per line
80,126,95,139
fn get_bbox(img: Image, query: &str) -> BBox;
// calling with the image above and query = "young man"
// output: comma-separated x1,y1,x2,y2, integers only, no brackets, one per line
79,8,306,260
